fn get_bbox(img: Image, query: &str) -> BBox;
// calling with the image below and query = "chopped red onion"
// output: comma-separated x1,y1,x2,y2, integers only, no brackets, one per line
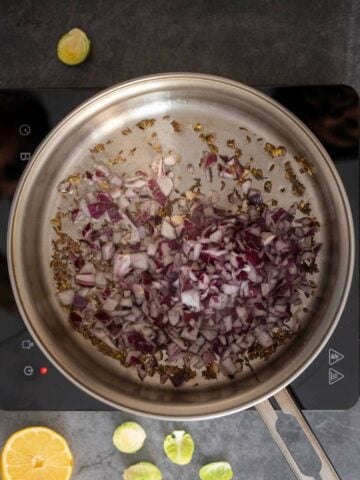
75,272,95,287
164,154,178,166
241,179,252,195
132,284,145,305
181,289,200,310
148,178,167,206
209,294,228,310
96,164,110,177
101,241,115,261
73,293,88,309
157,176,173,197
221,356,236,376
201,151,217,169
87,202,109,219
58,289,75,306
222,284,239,295
113,253,131,279
95,270,107,286
161,219,176,240
254,326,273,348
124,177,147,189
209,229,222,243
103,297,118,311
130,252,149,270
57,151,320,386
70,311,82,328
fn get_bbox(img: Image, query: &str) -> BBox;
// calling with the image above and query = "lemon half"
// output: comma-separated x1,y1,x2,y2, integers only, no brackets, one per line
1,426,74,480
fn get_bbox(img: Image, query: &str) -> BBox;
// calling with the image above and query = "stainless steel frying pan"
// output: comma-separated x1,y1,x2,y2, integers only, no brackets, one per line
8,74,354,479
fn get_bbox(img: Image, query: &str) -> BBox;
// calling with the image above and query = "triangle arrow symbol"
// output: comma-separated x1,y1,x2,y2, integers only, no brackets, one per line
329,368,344,385
329,348,344,366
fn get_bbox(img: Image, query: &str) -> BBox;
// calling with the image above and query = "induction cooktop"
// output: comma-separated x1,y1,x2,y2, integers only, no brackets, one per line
0,85,358,410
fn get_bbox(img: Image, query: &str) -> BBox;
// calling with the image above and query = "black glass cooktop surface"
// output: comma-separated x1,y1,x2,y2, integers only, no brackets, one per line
0,85,358,411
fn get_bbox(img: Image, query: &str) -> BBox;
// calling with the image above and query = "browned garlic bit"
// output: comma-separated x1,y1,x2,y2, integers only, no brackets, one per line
264,143,287,158
136,118,156,130
284,161,306,196
294,154,315,176
90,143,106,154
170,120,182,132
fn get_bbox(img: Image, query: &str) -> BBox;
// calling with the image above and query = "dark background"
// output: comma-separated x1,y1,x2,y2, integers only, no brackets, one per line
0,0,359,89
0,2,360,479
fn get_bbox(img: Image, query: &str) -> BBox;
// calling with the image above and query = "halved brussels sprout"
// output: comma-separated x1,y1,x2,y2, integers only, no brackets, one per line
163,430,195,465
113,422,146,453
123,462,162,480
199,461,234,480
57,28,90,65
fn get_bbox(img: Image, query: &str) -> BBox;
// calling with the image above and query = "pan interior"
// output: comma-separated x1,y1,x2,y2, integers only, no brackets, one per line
9,75,353,418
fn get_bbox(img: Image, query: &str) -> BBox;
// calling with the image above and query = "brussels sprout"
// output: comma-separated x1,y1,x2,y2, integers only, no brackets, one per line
199,461,233,480
163,430,195,465
113,422,146,453
57,28,90,65
123,462,162,480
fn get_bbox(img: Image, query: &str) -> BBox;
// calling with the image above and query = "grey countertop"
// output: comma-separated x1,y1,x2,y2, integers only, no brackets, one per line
1,1,360,479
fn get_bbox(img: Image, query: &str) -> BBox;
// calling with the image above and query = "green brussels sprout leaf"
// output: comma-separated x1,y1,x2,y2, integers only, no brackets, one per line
113,422,146,453
199,461,233,480
163,430,195,465
57,28,90,65
123,462,162,480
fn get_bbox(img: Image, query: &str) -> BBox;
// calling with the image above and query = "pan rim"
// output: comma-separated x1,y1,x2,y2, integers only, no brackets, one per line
7,73,355,419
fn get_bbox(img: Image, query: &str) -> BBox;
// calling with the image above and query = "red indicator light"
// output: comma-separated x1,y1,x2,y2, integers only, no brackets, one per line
39,367,48,375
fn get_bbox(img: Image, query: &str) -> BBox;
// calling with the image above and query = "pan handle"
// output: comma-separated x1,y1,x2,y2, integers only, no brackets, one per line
255,388,340,480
